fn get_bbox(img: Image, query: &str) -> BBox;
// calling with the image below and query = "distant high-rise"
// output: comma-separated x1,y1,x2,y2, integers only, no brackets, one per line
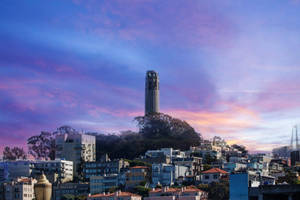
145,70,159,115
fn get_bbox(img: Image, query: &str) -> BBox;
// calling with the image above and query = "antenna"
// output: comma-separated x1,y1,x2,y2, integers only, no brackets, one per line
291,127,294,149
296,125,299,150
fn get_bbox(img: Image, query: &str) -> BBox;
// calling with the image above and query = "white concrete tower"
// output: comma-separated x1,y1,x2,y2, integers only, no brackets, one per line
145,70,159,115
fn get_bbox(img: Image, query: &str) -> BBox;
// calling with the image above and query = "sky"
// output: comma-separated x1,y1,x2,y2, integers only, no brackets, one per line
1,0,300,154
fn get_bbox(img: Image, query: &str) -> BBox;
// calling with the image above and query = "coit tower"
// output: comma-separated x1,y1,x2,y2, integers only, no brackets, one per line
145,70,160,115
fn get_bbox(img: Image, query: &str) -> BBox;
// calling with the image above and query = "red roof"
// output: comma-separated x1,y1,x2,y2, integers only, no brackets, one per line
201,168,228,174
89,192,141,198
131,166,148,169
150,186,203,193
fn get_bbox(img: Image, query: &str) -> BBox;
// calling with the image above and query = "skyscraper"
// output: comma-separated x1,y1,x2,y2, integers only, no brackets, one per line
145,70,160,115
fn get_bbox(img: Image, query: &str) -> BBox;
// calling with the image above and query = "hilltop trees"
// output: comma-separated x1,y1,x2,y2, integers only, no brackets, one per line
27,131,55,160
96,113,202,159
2,146,27,160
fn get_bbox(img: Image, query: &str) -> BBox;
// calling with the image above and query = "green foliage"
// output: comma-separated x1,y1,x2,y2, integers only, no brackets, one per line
207,181,229,200
2,146,27,160
278,170,300,185
203,164,212,171
133,185,151,197
96,113,202,159
204,154,217,165
197,184,209,191
27,131,55,160
125,159,151,168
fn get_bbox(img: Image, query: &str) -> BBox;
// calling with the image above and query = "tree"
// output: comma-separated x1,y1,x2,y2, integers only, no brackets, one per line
208,181,229,200
2,146,27,160
27,131,55,160
231,144,248,156
135,113,202,150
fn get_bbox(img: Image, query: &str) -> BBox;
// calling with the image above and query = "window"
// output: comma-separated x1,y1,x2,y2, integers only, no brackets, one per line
213,174,218,179
205,175,209,180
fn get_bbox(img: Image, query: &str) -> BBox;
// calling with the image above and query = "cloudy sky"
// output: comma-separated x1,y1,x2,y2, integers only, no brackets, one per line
1,0,300,154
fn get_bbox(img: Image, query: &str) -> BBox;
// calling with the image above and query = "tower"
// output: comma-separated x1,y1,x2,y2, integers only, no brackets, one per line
145,70,159,115
291,125,300,150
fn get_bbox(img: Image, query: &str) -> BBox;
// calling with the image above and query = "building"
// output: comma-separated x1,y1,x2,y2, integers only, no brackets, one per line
223,162,247,173
83,159,129,180
52,182,89,200
88,191,142,200
152,164,189,186
172,157,203,176
145,148,185,160
145,70,159,115
230,172,300,200
90,174,126,194
0,160,33,181
3,177,36,200
145,186,208,200
125,166,149,188
200,168,228,184
291,150,300,166
55,133,96,177
31,159,73,183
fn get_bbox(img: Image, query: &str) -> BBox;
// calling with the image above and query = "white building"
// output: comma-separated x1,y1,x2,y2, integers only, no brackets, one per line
55,133,96,177
3,177,36,200
32,159,73,183
90,174,126,194
0,160,33,181
152,164,188,186
200,168,228,184
145,148,186,159
0,159,73,183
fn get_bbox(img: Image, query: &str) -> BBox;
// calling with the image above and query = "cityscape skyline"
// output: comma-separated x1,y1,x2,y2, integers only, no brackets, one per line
2,0,300,154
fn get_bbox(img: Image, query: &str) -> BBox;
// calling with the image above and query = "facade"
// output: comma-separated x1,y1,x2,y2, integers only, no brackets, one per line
172,157,203,176
125,166,149,188
84,159,129,180
200,168,228,184
52,182,89,200
152,164,189,186
230,172,300,200
0,160,33,182
145,70,159,115
90,174,126,194
55,133,96,177
3,177,36,200
291,150,300,166
88,191,142,200
145,186,208,200
31,159,73,183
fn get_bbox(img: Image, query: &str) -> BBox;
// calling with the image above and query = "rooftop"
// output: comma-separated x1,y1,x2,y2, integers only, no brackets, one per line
201,168,228,174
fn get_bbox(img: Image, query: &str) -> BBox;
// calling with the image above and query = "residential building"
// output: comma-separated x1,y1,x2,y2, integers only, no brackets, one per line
223,162,247,173
145,186,208,200
31,159,73,183
200,168,228,184
230,172,300,200
90,174,126,194
3,177,36,200
125,166,149,188
88,191,142,200
55,133,96,177
152,164,189,186
52,182,89,200
291,150,300,166
172,157,203,176
145,148,186,160
83,159,129,180
0,160,33,181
